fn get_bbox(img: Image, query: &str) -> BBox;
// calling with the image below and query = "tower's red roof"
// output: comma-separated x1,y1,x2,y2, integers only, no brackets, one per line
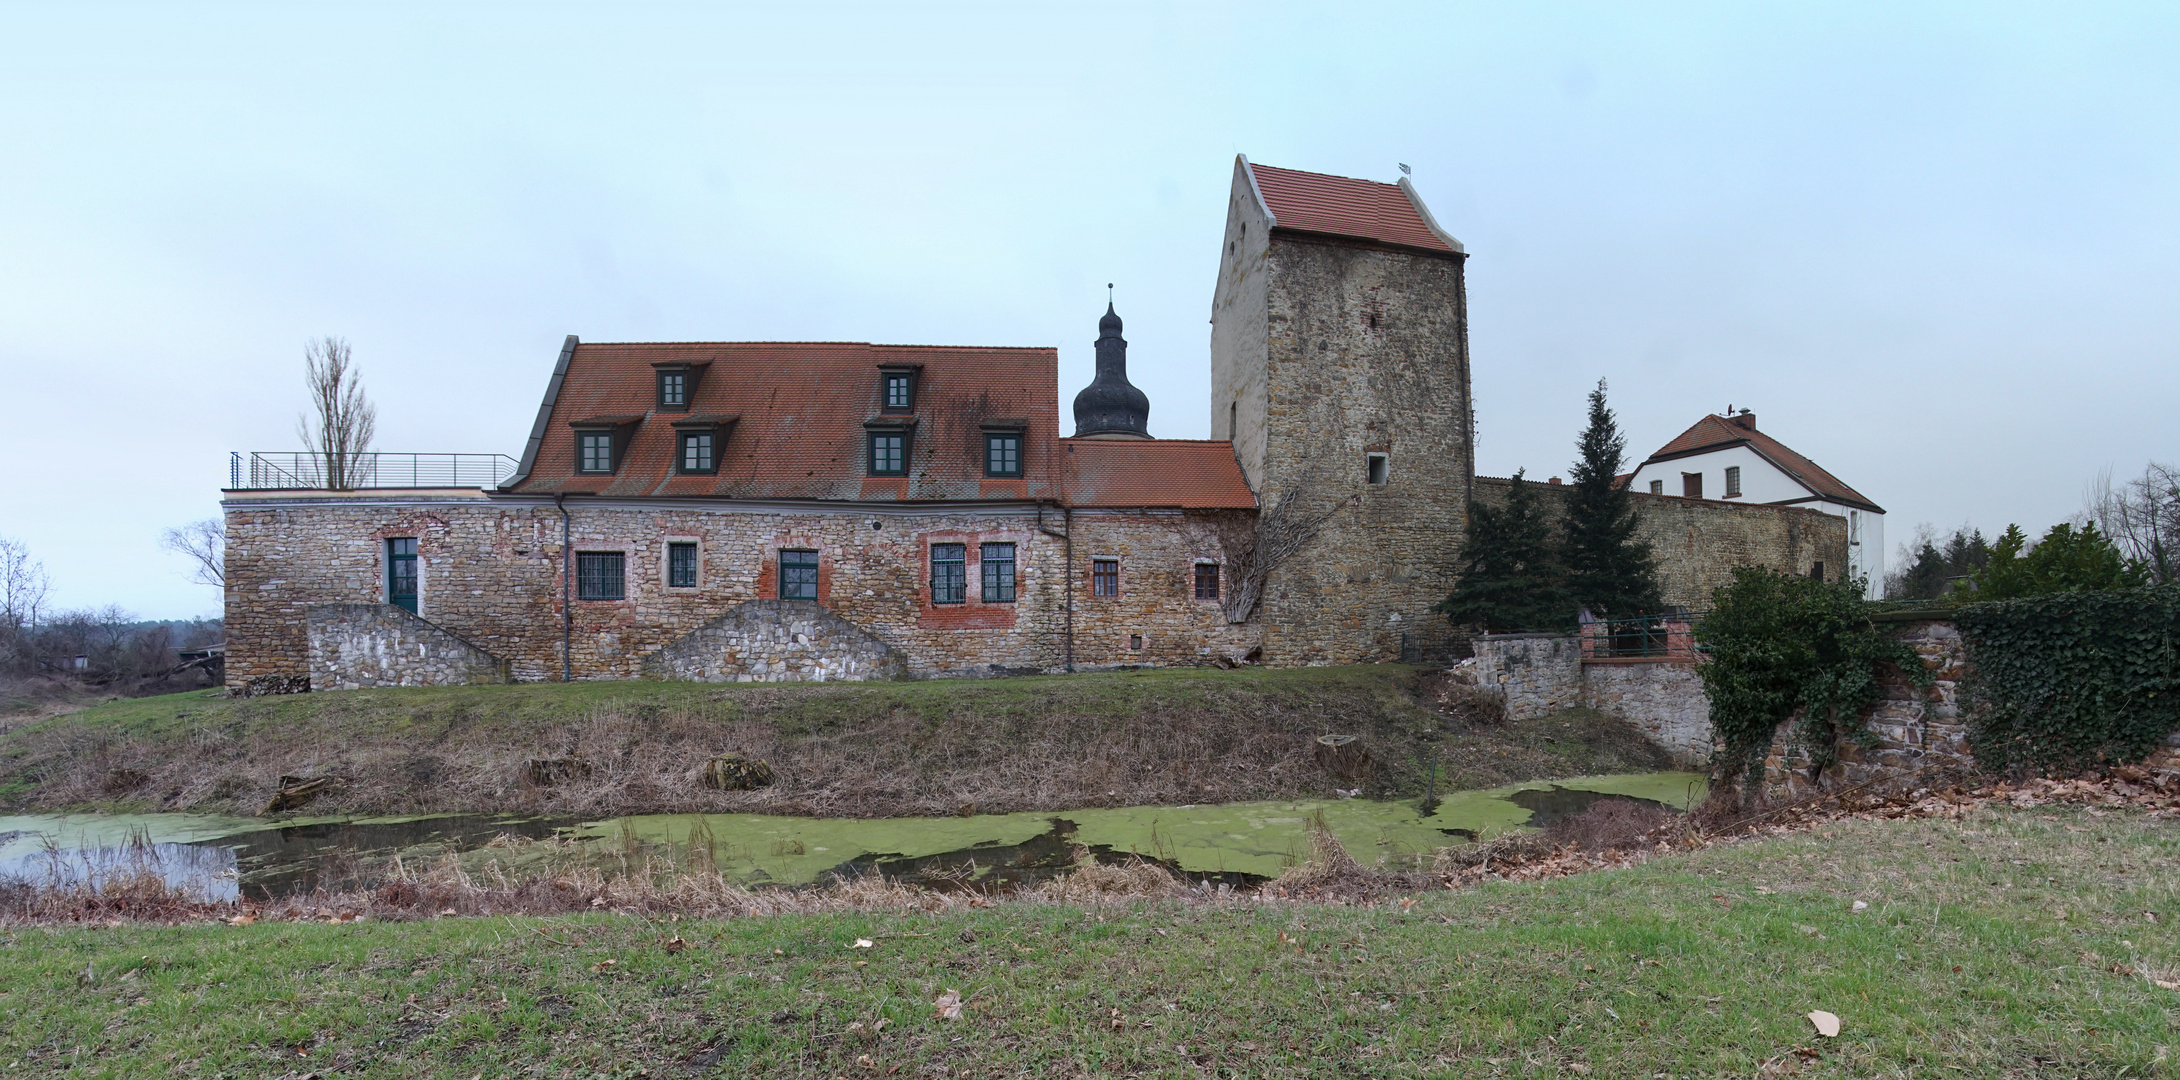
1247,162,1460,255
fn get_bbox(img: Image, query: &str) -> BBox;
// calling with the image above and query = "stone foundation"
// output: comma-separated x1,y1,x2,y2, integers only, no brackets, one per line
306,603,511,690
1581,660,1711,762
642,600,908,683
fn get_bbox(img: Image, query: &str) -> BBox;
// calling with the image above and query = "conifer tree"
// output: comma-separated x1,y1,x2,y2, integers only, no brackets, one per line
1437,469,1574,632
1562,379,1661,616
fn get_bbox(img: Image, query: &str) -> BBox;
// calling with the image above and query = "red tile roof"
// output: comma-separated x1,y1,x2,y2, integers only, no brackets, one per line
1247,162,1461,255
509,341,1062,501
1062,440,1257,509
1641,415,1882,513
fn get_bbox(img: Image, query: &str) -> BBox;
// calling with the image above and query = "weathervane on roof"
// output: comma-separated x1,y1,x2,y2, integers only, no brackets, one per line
1398,163,1411,176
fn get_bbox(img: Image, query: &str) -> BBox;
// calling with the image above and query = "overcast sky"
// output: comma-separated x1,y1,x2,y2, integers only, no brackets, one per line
3,2,2176,618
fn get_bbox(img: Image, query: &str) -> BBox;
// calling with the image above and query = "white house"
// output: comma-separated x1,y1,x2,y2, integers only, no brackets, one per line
1624,410,1885,598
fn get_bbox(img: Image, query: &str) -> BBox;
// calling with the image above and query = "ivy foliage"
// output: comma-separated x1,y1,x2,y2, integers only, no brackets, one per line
1954,585,2180,774
1695,566,1928,788
1437,469,1574,633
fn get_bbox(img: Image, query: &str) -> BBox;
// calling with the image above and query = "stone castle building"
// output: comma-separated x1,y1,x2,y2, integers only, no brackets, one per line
222,157,1843,690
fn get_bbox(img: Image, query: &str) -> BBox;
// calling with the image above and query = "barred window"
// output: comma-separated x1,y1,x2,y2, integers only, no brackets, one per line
980,542,1016,603
1724,466,1742,498
985,433,1021,477
779,549,819,600
1194,562,1220,600
1091,558,1119,597
931,543,966,604
680,432,714,474
869,432,906,476
577,552,625,601
578,432,613,474
667,542,698,588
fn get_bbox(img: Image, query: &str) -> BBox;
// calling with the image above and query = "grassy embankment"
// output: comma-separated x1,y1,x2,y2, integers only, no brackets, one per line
0,666,1670,819
5,805,2175,1076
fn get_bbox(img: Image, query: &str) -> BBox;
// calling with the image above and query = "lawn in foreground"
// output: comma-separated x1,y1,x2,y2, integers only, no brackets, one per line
4,805,2176,1077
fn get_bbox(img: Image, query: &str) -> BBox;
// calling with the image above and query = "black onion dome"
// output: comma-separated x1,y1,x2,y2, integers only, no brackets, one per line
1072,302,1151,438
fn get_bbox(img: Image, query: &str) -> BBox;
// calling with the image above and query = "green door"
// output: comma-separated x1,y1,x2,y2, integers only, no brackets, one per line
387,538,418,614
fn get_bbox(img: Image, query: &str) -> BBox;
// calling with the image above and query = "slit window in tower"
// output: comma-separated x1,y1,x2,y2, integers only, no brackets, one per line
1366,453,1389,485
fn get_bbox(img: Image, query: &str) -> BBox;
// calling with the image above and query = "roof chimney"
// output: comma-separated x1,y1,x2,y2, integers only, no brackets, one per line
1730,410,1755,431
1547,476,1562,485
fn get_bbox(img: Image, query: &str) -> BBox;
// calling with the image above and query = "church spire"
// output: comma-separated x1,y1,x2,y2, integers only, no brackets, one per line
1072,295,1151,439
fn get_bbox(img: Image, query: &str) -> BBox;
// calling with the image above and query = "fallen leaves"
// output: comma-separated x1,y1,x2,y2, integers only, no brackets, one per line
662,935,687,954
1807,1010,1841,1038
934,989,963,1020
851,938,874,949
226,913,256,927
591,958,618,974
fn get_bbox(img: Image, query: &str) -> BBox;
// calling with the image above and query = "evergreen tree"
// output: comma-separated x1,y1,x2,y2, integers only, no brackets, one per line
1561,379,1661,616
1960,522,2146,600
1437,470,1574,632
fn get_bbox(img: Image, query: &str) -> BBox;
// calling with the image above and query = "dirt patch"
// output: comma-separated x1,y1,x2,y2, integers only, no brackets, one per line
0,666,1677,820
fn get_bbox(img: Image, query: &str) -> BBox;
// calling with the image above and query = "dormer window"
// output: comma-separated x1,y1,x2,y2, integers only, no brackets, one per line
679,431,714,474
579,432,614,473
670,415,735,476
650,360,708,413
985,433,1021,477
869,430,908,476
877,364,920,413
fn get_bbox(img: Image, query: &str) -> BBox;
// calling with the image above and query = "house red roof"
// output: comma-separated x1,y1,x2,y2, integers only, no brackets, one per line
1641,414,1882,513
508,341,1062,502
505,340,1259,510
1062,440,1257,509
1247,162,1461,255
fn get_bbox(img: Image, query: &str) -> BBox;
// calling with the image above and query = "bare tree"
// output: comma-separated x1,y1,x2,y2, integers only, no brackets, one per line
295,336,377,490
1199,467,1356,624
0,536,48,634
2086,461,2180,585
160,518,225,589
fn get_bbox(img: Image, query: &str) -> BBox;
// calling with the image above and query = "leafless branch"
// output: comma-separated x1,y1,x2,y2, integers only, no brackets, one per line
160,519,225,589
2085,461,2180,585
294,336,377,490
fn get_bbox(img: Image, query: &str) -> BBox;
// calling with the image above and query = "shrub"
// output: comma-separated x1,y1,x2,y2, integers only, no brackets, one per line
1696,566,1927,795
1955,585,2180,774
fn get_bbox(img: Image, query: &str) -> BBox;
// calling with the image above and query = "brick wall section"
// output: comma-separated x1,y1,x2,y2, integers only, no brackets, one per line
1472,478,1849,610
641,599,908,683
1250,236,1472,666
306,603,511,689
225,493,1261,685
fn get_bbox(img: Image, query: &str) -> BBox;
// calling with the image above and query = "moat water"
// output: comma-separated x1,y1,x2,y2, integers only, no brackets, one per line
0,771,1705,901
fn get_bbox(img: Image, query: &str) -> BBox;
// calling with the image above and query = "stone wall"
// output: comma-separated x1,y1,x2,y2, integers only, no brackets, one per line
225,492,1261,686
1470,634,1584,719
1247,234,1473,667
1473,477,1849,610
642,600,908,683
1760,617,1970,800
305,602,510,690
1581,661,1711,763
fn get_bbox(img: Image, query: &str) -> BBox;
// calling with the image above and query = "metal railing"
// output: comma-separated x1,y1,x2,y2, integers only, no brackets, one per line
228,452,520,491
1580,611,1704,661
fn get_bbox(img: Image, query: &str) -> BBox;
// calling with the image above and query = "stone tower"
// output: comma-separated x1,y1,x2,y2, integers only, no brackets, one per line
1208,156,1474,664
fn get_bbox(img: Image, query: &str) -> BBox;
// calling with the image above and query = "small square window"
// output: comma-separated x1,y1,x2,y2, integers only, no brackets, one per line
577,552,625,601
1194,563,1220,601
930,543,966,604
578,432,614,474
883,372,913,411
869,431,907,476
779,549,819,600
980,542,1016,603
667,542,698,588
659,371,687,409
1648,479,1664,496
1091,559,1119,597
1129,634,1143,651
985,433,1021,477
1724,466,1742,498
1366,453,1389,485
679,432,715,474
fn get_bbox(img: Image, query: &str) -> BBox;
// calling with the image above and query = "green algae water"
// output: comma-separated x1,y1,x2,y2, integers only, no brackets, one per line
0,771,1704,898
570,771,1708,886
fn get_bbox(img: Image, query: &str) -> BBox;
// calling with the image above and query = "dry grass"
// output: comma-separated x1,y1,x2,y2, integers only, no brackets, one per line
1,666,1671,818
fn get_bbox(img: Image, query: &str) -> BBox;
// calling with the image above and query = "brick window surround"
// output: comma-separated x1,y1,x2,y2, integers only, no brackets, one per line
930,543,967,604
779,549,819,600
980,542,1016,603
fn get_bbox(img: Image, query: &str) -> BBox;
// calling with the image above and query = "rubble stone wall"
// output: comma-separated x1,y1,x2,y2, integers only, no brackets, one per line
225,492,1260,686
305,602,510,690
1581,660,1712,764
1470,634,1585,719
642,600,908,683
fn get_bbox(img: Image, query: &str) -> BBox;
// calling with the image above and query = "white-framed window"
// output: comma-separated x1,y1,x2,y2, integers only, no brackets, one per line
1724,466,1742,498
